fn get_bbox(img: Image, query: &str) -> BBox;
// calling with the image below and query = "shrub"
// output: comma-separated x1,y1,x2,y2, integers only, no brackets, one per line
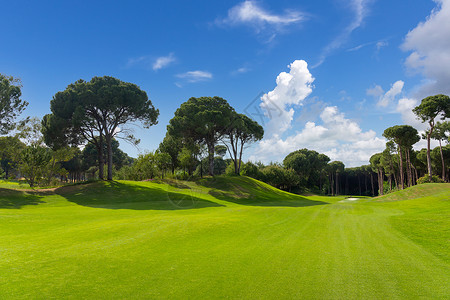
417,175,444,184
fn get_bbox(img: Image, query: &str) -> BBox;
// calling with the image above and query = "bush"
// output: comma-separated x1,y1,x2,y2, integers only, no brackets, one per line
417,175,444,184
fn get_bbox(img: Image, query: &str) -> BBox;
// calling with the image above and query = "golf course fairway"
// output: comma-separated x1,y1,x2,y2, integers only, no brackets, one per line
0,177,449,299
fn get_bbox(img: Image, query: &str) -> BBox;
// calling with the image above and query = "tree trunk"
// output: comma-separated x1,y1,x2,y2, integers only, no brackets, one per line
330,173,334,196
370,173,374,196
426,123,434,181
207,142,215,176
106,134,113,180
335,172,339,196
378,168,384,196
97,135,104,180
237,138,244,174
438,139,445,181
406,149,412,187
398,144,405,189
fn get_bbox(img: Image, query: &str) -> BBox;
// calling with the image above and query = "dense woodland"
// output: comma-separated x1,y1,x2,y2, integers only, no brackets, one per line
1,74,449,195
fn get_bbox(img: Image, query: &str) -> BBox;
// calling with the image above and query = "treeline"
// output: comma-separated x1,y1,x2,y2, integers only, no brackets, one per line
1,73,449,194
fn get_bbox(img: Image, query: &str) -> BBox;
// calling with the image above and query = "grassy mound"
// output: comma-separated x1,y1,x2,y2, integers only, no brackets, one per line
0,177,449,298
372,183,450,262
376,183,450,202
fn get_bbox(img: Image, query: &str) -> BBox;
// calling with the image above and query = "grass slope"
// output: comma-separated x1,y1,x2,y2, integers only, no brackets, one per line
0,178,449,299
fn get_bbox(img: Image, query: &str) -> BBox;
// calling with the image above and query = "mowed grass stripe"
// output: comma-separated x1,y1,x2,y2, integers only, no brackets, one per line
0,179,449,299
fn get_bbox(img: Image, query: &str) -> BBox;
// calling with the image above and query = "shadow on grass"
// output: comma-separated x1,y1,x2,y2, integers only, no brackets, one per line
0,188,46,209
55,181,223,210
198,177,328,208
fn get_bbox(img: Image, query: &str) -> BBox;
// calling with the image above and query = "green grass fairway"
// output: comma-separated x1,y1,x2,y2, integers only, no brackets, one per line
1,177,449,299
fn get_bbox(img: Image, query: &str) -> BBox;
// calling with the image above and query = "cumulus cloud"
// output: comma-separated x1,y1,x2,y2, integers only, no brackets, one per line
402,0,450,97
176,70,213,83
314,0,372,67
260,60,314,137
216,1,304,41
377,80,404,107
152,53,176,71
251,105,386,167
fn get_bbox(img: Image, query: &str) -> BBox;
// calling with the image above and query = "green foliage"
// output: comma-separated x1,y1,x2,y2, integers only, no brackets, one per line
158,133,183,173
168,96,235,175
178,147,197,175
239,161,261,179
44,76,159,180
0,136,25,179
214,145,227,158
284,148,330,187
413,94,450,123
19,145,52,187
417,175,444,184
261,164,300,191
154,152,171,178
224,113,264,174
383,125,420,148
0,74,28,134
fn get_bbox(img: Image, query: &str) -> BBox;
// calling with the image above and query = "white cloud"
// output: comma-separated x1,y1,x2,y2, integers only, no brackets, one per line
366,84,384,98
260,60,314,137
219,1,303,26
377,80,404,107
176,70,213,83
152,53,176,71
251,105,386,167
376,40,388,51
216,1,304,41
249,59,387,166
314,0,372,67
402,0,450,97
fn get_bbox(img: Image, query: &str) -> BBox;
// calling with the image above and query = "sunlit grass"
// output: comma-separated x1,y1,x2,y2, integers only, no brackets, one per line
0,178,448,298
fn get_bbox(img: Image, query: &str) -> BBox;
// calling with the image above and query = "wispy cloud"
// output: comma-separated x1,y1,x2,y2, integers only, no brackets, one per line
314,0,372,67
216,1,305,41
176,70,213,83
153,53,176,71
126,53,176,71
231,65,251,75
126,56,151,69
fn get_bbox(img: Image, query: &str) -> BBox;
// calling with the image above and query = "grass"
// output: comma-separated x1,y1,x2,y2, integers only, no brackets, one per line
0,177,449,299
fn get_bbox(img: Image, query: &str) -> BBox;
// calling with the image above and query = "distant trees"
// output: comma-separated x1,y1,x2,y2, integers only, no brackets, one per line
0,74,28,135
430,121,450,180
383,125,419,189
168,96,235,176
328,161,345,195
413,94,450,181
158,133,182,174
43,76,159,180
284,149,330,188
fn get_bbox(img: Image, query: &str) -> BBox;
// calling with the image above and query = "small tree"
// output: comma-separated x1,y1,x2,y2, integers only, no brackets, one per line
158,133,183,174
178,147,197,176
413,94,450,181
155,152,171,179
0,74,28,135
20,146,52,187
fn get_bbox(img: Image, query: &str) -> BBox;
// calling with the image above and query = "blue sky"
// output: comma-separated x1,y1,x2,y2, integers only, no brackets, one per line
1,0,449,166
